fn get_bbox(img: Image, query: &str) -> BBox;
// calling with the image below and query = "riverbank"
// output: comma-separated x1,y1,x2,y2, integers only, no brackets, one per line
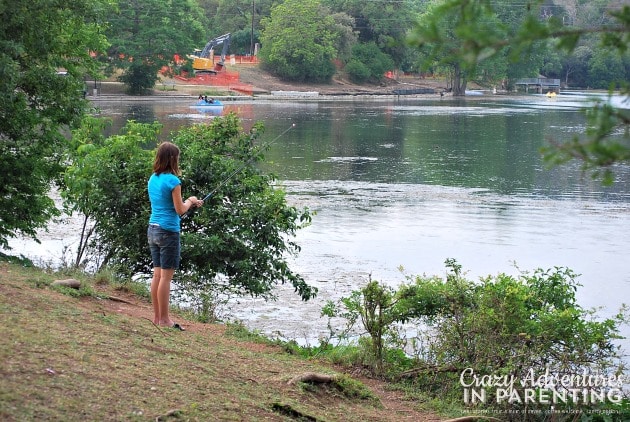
0,260,446,421
232,65,456,97
91,63,478,99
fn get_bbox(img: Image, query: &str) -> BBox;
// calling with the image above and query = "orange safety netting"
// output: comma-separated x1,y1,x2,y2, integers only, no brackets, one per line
173,71,253,96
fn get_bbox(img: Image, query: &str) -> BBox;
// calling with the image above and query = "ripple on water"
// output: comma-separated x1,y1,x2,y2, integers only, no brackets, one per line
228,179,630,347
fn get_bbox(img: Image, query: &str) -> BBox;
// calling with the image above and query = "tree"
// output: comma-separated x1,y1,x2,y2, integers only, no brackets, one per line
63,119,156,271
409,0,506,96
543,0,626,90
175,115,316,306
105,0,206,94
562,45,592,87
541,47,565,81
324,0,419,68
64,115,316,309
328,11,358,63
475,51,508,88
228,29,261,56
409,0,630,180
200,0,276,55
588,48,627,89
346,42,394,84
0,0,108,251
493,0,549,86
259,0,339,83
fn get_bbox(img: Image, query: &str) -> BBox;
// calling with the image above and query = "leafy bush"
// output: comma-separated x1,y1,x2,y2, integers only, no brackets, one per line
117,62,161,95
345,59,371,83
347,42,394,83
259,0,338,83
325,260,629,419
173,114,316,306
0,0,108,251
64,119,157,273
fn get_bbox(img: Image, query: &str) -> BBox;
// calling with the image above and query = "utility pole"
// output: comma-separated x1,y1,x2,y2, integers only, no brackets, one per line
250,0,255,56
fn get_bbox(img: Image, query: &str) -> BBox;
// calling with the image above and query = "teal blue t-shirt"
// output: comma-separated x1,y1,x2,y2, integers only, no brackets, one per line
148,172,182,232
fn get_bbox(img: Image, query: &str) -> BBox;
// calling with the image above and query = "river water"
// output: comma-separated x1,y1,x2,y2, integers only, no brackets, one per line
7,92,630,349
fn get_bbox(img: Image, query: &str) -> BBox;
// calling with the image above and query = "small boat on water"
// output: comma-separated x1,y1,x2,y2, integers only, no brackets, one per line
192,98,224,115
194,99,223,107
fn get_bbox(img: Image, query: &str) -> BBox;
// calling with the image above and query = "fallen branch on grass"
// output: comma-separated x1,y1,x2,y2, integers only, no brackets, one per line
144,318,167,336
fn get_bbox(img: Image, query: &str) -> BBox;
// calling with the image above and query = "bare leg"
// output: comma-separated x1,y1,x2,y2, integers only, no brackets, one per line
151,267,162,325
157,268,175,326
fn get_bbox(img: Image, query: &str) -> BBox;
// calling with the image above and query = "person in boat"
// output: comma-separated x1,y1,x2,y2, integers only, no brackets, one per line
207,97,214,104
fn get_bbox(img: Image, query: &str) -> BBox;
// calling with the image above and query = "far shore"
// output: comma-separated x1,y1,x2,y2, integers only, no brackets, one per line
87,80,521,103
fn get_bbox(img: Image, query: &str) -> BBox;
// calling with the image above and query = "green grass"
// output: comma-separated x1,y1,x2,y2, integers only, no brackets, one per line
0,260,439,421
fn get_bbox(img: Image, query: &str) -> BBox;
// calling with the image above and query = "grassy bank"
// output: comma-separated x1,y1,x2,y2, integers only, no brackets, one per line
0,259,443,421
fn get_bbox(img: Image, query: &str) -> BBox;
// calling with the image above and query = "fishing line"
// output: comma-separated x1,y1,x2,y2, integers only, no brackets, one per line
181,123,296,219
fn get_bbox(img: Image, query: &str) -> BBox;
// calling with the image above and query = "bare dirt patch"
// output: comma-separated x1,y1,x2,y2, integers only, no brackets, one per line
152,64,452,98
234,65,452,96
234,65,450,96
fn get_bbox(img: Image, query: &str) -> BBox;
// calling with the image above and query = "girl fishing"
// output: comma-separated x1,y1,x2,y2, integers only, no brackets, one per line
147,142,203,330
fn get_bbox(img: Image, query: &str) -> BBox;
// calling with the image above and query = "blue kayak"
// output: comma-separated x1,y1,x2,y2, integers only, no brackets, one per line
194,99,223,107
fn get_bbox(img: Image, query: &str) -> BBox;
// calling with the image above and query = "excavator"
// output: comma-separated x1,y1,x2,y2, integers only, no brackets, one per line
189,33,231,74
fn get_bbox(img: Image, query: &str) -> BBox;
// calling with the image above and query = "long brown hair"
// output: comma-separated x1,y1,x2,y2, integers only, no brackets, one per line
153,142,181,175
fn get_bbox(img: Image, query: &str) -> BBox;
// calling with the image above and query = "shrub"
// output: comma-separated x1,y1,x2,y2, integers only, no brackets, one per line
347,42,395,83
325,260,629,419
345,59,371,83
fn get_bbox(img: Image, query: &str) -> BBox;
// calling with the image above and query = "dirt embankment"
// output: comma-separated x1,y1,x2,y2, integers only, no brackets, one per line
146,64,453,98
233,65,451,96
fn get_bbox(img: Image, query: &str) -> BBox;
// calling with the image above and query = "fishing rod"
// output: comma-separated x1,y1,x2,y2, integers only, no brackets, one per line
181,123,296,219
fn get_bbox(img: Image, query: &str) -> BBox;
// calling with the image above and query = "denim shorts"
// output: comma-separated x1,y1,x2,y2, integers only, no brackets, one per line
147,224,180,270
